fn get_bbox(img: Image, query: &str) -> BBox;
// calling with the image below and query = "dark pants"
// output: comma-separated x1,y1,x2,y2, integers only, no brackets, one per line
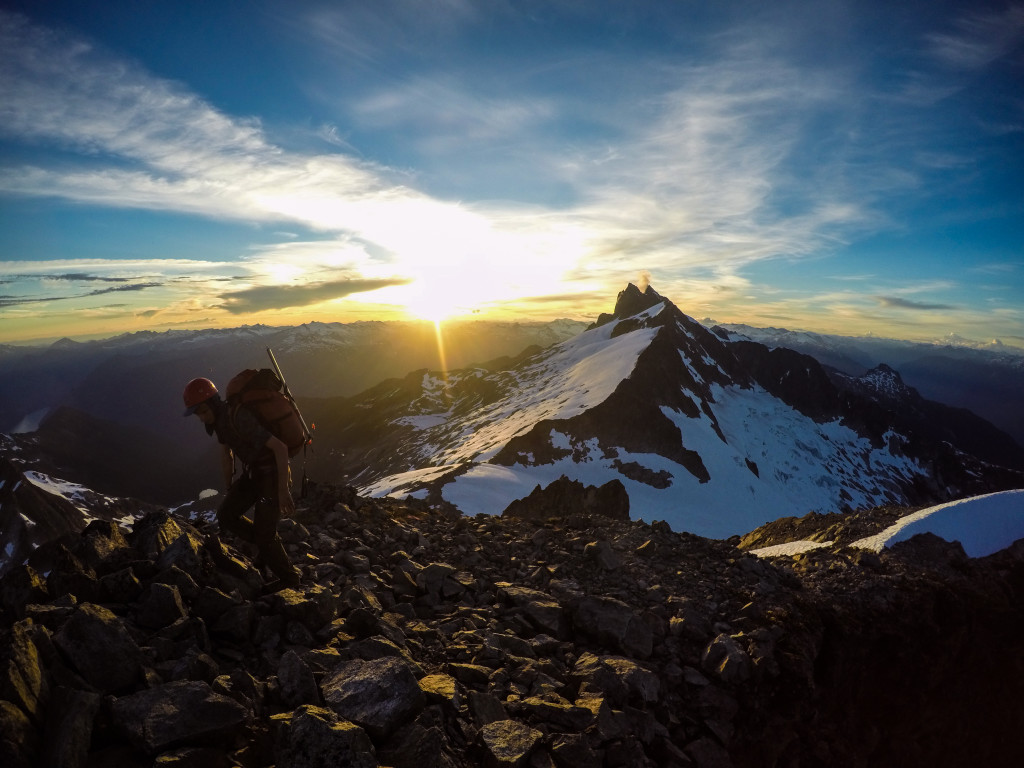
217,466,297,583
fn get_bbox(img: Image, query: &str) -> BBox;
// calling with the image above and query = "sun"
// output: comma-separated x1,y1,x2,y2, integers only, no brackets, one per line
400,275,476,324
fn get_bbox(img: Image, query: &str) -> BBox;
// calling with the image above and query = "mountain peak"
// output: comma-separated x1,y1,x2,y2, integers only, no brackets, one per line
860,363,914,400
591,282,668,329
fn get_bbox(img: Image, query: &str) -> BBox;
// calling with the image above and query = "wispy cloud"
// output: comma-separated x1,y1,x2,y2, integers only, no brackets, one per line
926,4,1024,71
876,296,957,311
218,277,412,314
0,281,162,307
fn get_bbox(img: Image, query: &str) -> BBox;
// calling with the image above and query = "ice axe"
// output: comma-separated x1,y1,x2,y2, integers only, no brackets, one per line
266,347,315,497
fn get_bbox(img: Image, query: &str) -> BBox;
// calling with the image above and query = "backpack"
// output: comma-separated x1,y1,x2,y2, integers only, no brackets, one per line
225,368,310,457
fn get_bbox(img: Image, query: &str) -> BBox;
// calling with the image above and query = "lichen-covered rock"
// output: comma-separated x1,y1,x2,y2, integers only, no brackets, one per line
321,656,425,739
271,705,376,768
0,621,49,725
476,719,543,767
111,680,249,756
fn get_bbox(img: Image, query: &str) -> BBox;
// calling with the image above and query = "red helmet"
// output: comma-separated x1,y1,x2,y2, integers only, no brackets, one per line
182,378,218,416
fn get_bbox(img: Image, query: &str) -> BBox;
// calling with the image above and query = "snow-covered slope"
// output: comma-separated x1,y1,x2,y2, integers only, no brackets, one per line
330,284,1023,539
850,490,1024,558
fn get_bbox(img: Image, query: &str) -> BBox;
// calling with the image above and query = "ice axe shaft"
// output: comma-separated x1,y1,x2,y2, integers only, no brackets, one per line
266,347,314,443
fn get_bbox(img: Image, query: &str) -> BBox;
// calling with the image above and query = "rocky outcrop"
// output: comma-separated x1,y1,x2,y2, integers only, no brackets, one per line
1,485,1023,767
501,476,629,522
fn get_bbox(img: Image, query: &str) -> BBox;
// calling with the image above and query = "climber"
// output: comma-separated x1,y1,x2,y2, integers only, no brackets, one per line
182,377,301,591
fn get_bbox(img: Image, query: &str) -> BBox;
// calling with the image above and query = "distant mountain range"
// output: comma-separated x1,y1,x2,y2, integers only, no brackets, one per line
1,286,1021,530
0,319,587,503
711,322,1024,447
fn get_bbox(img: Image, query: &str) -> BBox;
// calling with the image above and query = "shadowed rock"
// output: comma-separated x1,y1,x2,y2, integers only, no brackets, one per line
321,657,426,739
111,680,249,755
53,603,143,693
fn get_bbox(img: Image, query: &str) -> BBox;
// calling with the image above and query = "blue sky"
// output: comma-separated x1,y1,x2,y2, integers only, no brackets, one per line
1,0,1022,346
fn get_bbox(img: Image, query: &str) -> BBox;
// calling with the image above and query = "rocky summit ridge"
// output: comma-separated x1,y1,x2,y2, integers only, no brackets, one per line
3,482,1024,768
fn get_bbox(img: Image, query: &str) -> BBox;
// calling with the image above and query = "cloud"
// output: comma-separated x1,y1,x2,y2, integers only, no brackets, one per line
875,296,956,311
217,277,412,314
926,4,1024,71
0,281,162,307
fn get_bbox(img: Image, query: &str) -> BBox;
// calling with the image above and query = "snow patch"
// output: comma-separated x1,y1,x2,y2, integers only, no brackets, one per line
851,490,1024,557
749,540,835,558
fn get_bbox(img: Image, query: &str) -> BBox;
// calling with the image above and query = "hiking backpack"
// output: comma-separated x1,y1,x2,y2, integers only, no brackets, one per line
225,368,310,457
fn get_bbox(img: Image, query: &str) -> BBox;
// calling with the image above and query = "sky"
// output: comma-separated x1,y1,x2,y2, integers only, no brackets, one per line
1,0,1023,346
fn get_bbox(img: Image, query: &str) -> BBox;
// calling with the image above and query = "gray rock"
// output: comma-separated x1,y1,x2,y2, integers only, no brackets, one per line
498,584,568,637
111,680,249,756
322,657,425,739
131,513,188,559
53,603,143,693
415,562,458,596
271,704,376,768
98,567,143,603
571,596,653,658
584,540,622,570
76,520,131,572
153,746,232,767
39,686,101,768
136,583,187,629
0,620,49,725
572,652,660,706
418,672,460,709
278,650,319,709
156,532,206,581
377,720,447,768
476,719,543,767
516,696,594,730
702,634,752,685
0,565,49,620
468,690,509,727
261,584,338,631
0,699,37,768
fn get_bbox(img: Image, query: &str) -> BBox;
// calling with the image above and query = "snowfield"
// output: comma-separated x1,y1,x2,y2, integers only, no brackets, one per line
850,490,1024,558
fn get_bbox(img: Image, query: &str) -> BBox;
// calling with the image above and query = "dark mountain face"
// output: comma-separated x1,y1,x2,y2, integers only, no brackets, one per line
714,323,1024,448
304,284,1023,538
0,450,156,578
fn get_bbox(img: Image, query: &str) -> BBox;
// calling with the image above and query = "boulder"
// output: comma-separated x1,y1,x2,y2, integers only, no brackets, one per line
584,540,622,570
377,720,447,768
53,603,143,693
278,649,319,709
0,699,37,768
702,634,752,685
111,680,249,756
130,512,188,559
476,719,543,768
261,584,338,632
0,565,49,620
322,657,425,739
571,596,653,658
498,584,567,637
0,621,49,725
572,653,661,707
39,686,101,768
76,520,132,573
136,583,188,629
272,705,375,768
